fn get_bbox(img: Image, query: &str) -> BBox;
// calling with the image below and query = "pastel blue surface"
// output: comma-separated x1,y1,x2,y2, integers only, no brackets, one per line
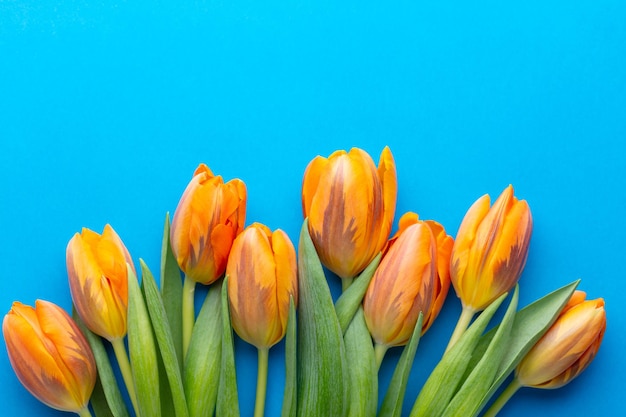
1,1,624,416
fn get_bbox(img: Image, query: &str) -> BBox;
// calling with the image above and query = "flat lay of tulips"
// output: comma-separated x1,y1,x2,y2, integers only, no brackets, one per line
2,146,606,417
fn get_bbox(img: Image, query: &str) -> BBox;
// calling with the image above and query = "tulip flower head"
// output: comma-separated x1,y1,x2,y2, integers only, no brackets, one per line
516,291,606,389
227,223,298,349
302,146,397,279
3,300,96,413
171,163,247,285
483,291,607,417
67,224,134,341
450,185,532,312
363,219,437,347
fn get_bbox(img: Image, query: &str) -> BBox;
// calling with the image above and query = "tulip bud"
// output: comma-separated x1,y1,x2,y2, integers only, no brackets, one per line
66,224,134,341
171,163,247,285
516,291,606,389
302,146,397,279
3,300,96,413
364,212,453,348
450,185,532,312
364,220,436,347
226,223,298,349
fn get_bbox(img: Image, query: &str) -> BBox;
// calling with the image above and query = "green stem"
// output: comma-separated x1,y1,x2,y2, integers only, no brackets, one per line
444,305,475,354
182,275,196,359
374,343,388,371
111,338,140,416
483,377,522,417
341,276,354,292
77,407,93,417
254,347,270,417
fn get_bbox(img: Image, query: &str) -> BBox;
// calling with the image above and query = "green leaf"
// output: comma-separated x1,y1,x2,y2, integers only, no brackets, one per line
90,376,115,417
442,286,519,417
160,212,184,370
343,307,377,417
185,280,223,417
156,346,176,417
73,309,130,417
472,280,580,415
378,313,423,417
281,297,297,417
409,292,507,417
335,253,381,333
216,276,240,417
141,260,189,417
127,265,160,417
296,219,347,417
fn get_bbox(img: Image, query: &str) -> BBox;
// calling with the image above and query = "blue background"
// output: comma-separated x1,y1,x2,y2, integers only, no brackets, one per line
1,1,624,416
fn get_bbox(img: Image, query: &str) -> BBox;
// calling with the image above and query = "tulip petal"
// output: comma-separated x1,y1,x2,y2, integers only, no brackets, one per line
376,146,398,252
272,229,298,337
302,155,329,216
487,200,532,295
36,300,96,405
423,220,453,333
450,194,491,304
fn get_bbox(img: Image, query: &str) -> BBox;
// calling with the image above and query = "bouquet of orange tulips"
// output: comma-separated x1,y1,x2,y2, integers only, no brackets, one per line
3,147,606,417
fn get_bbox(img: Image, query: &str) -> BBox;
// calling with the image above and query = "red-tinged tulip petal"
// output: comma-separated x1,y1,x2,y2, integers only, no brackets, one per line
486,199,532,293
423,219,454,333
302,155,329,216
376,146,398,252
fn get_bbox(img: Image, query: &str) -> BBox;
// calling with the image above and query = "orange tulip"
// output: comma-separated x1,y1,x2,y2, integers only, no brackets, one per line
363,212,453,350
3,300,96,414
301,146,397,279
450,184,532,312
66,224,134,341
484,291,606,417
171,163,247,285
516,291,606,389
383,212,454,334
227,223,297,349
